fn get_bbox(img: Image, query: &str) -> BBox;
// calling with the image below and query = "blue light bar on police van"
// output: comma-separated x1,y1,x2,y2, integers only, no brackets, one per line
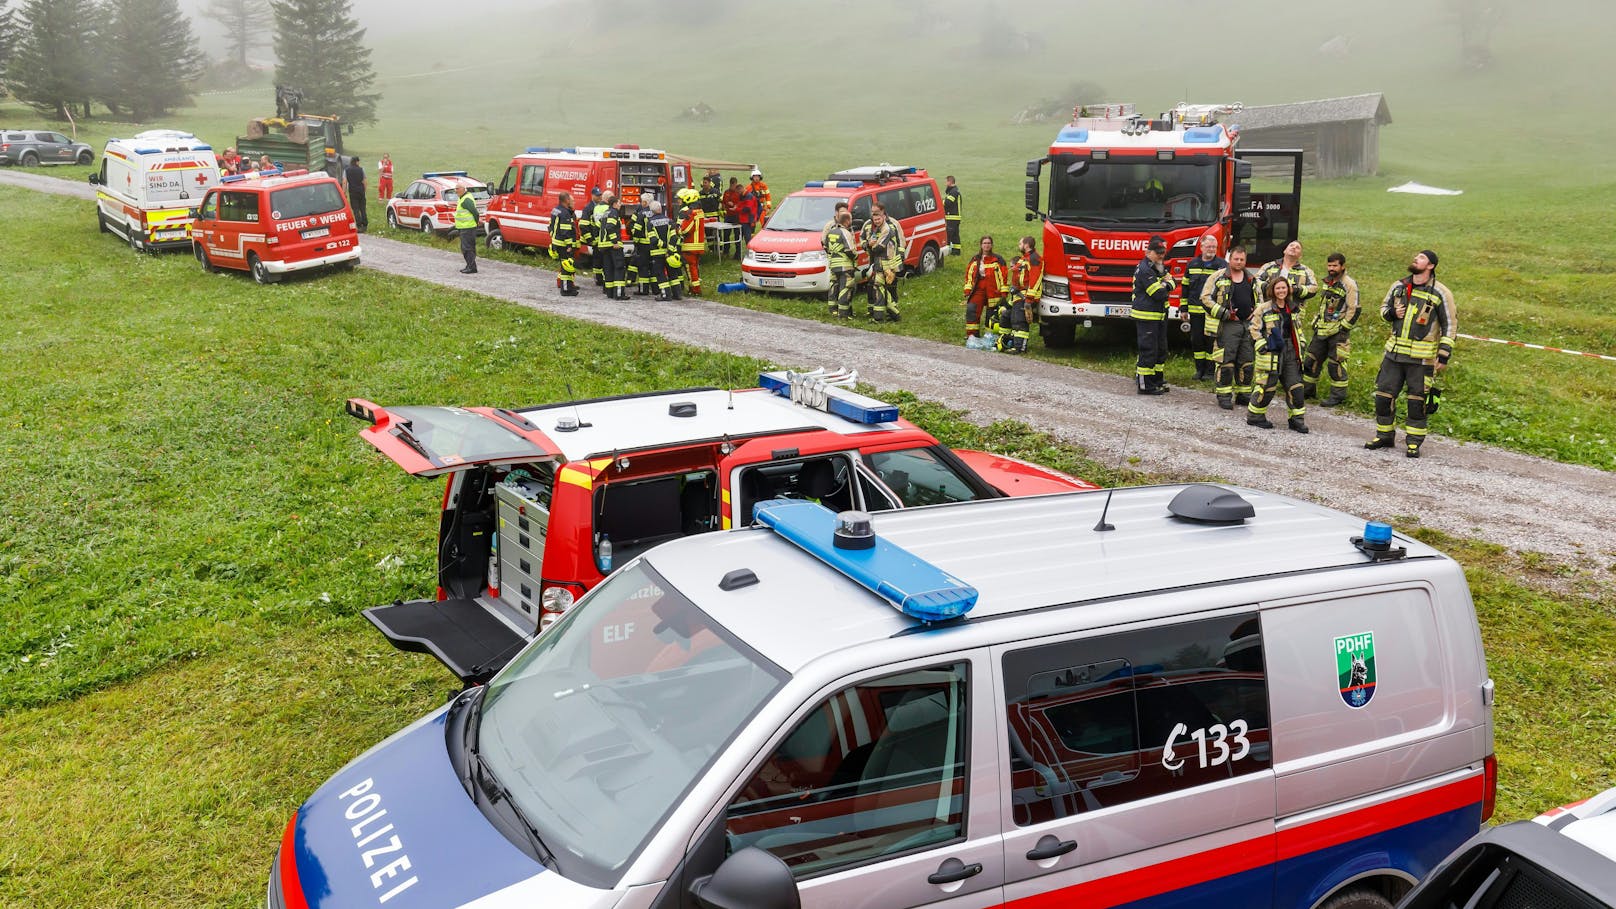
220,167,283,183
758,369,899,424
754,500,977,621
422,170,468,178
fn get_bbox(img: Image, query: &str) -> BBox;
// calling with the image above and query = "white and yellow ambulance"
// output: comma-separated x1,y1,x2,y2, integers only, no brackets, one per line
89,129,220,252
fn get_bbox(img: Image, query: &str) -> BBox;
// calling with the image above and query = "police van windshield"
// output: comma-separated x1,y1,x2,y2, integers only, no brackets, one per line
766,194,845,232
478,560,786,888
270,182,345,220
1048,155,1219,227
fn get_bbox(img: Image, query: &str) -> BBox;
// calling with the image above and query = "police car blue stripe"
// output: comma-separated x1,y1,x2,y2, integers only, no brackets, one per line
292,710,544,908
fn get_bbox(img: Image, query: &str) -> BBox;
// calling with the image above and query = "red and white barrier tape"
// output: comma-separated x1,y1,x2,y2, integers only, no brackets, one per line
1458,333,1616,363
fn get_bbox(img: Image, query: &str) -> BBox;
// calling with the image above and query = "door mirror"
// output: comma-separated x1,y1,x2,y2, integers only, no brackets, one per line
394,191,405,198
1025,158,1044,179
1024,179,1040,213
691,848,800,909
87,174,100,185
187,207,200,219
1232,182,1252,214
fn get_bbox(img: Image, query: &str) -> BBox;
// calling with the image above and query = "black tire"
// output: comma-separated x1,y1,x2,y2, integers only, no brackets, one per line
194,241,217,273
420,215,434,235
1040,320,1077,349
249,253,276,284
77,150,93,166
485,226,505,252
97,211,110,234
386,208,399,229
919,242,941,275
1318,887,1394,909
338,258,359,271
20,151,39,167
127,228,144,253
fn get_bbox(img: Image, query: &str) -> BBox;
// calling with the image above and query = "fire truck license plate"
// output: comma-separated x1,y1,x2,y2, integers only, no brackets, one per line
302,227,330,239
758,277,785,287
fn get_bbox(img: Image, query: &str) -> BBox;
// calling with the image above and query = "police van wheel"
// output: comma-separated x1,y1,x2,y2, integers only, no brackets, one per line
1319,886,1394,909
194,241,217,273
385,208,399,230
918,243,940,275
249,253,277,284
77,151,93,166
485,227,505,252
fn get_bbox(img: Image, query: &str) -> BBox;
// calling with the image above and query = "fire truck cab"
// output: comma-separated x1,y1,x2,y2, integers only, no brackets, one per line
347,370,1092,685
1024,103,1303,348
482,145,691,252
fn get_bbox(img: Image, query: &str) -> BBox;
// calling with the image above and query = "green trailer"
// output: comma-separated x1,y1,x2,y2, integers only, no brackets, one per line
236,115,345,177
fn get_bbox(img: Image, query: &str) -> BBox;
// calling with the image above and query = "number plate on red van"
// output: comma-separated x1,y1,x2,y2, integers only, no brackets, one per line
302,227,330,240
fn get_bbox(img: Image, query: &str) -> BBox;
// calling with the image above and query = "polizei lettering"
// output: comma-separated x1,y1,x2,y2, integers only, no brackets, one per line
340,778,419,904
1090,238,1151,252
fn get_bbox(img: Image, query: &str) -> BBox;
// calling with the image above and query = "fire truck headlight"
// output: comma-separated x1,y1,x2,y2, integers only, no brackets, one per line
1059,236,1089,257
1044,278,1070,301
1170,237,1200,255
797,251,827,264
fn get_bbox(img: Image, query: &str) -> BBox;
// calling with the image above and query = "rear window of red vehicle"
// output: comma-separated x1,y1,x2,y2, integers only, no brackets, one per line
271,182,345,220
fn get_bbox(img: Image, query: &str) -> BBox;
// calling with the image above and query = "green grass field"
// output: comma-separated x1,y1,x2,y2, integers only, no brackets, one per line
1,185,1613,906
2,1,1614,902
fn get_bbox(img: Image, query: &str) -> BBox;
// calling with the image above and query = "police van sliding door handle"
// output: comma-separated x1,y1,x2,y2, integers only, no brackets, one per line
1025,834,1078,861
927,857,983,885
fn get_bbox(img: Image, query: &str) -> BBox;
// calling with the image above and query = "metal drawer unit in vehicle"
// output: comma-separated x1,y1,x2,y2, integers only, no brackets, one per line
495,477,549,632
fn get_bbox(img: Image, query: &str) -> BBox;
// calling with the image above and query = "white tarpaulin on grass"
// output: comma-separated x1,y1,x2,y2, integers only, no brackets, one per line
1387,181,1464,195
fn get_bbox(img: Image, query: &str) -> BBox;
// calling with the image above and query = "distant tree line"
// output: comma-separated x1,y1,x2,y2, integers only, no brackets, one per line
0,0,379,129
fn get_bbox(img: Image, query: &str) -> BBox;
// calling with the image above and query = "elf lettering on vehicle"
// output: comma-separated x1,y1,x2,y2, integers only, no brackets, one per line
339,777,420,904
1090,238,1152,252
276,212,350,232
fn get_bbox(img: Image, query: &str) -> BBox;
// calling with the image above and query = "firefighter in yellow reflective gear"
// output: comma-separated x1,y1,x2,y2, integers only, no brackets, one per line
962,235,1009,342
646,199,683,301
455,185,480,274
547,191,579,296
576,187,600,289
1181,235,1226,381
861,202,905,322
596,192,628,300
1246,275,1310,433
1132,235,1173,394
943,175,962,256
825,211,858,319
1256,240,1319,304
1201,247,1260,409
1367,250,1456,458
677,187,706,296
999,235,1043,354
1302,251,1360,406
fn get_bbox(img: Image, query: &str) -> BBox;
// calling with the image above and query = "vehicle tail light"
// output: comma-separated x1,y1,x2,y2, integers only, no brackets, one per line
539,582,585,630
1481,753,1497,822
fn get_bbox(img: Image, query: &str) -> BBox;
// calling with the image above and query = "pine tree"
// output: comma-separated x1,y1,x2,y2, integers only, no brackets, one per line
270,0,380,128
0,2,20,90
202,0,271,69
98,0,205,120
8,0,99,119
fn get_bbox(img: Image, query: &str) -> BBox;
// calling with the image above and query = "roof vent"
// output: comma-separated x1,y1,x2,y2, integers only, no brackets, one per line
1167,484,1254,524
668,401,697,418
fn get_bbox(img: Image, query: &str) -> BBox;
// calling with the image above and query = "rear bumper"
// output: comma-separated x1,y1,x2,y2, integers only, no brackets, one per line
263,245,362,274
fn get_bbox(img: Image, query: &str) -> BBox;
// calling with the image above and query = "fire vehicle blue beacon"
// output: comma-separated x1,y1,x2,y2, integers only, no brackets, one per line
271,482,1496,909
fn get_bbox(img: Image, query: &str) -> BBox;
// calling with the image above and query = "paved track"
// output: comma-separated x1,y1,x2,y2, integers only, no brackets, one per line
10,169,1612,563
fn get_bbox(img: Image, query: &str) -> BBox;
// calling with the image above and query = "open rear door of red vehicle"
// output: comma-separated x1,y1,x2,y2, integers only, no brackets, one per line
346,398,560,476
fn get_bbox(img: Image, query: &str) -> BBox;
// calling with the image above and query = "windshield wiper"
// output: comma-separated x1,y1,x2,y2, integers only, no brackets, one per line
471,752,560,870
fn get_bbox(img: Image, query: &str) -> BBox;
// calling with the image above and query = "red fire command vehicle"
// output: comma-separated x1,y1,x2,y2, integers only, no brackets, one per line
481,145,692,252
384,171,490,236
347,369,1094,685
742,165,949,294
189,167,360,283
1024,103,1303,347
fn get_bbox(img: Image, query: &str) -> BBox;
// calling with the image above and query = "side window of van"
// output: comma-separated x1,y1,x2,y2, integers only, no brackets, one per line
912,184,938,216
850,195,872,232
726,663,969,878
519,165,545,195
876,188,910,219
1001,612,1270,826
218,191,256,222
199,194,217,220
496,165,517,195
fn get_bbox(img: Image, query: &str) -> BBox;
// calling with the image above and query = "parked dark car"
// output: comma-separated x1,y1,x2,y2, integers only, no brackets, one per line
0,129,94,166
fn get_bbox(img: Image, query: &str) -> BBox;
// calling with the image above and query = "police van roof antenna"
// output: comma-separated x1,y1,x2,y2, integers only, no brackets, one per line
1093,489,1116,532
564,383,591,429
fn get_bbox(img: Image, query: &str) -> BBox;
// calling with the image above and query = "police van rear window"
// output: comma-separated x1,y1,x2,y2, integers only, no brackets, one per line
271,183,345,220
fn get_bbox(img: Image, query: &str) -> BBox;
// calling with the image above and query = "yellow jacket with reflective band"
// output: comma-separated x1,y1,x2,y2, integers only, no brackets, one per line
1131,256,1171,320
1256,259,1319,301
453,191,479,230
1381,277,1456,363
825,225,857,270
1310,273,1360,338
1200,267,1261,335
1181,255,1226,315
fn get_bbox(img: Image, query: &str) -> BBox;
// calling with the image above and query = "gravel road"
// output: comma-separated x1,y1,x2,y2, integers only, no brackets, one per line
12,169,1613,564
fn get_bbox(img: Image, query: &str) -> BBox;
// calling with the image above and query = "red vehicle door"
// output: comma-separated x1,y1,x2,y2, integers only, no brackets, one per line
212,189,255,266
193,190,221,257
346,399,560,476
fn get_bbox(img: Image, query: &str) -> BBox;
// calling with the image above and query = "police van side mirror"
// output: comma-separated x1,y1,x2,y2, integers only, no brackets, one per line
690,847,800,909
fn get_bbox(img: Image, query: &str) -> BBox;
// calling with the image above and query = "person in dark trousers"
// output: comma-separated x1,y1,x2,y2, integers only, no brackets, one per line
1246,275,1309,432
1131,235,1173,394
1367,250,1456,458
1181,235,1225,380
548,191,579,296
597,192,628,299
1302,252,1361,406
943,175,962,256
646,199,682,301
1202,247,1260,409
343,156,367,231
454,184,480,273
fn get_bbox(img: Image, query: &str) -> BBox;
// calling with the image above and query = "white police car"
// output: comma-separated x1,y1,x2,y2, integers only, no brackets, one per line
270,485,1496,909
1398,788,1616,909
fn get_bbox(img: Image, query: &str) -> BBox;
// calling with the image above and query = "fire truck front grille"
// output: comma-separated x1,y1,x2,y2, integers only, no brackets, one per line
1087,264,1137,279
1087,290,1135,305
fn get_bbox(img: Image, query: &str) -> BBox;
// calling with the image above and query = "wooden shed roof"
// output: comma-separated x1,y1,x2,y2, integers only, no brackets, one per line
1234,93,1392,130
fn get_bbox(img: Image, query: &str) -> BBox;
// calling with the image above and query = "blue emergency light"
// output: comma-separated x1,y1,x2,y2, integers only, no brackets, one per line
135,147,161,155
422,170,468,179
754,501,977,622
1182,126,1224,143
220,167,283,183
804,181,863,188
1056,127,1089,143
1363,521,1393,546
757,370,899,424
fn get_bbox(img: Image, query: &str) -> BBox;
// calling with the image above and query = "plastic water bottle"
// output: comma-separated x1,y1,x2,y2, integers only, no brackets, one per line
487,532,500,594
595,534,613,574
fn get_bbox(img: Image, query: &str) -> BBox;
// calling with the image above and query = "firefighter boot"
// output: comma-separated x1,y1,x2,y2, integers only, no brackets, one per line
1247,414,1274,429
1320,387,1348,407
1288,416,1310,434
1365,436,1396,450
1406,441,1423,459
1217,394,1233,410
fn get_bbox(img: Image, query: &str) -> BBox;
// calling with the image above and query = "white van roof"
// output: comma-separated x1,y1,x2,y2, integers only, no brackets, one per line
107,130,215,154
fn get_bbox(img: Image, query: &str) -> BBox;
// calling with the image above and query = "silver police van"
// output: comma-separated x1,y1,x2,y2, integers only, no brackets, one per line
268,484,1496,909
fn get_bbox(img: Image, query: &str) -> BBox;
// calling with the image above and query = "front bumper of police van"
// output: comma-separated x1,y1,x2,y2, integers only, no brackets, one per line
264,244,362,275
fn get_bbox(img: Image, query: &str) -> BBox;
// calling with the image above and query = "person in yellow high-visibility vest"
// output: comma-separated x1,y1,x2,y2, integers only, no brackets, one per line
455,185,480,274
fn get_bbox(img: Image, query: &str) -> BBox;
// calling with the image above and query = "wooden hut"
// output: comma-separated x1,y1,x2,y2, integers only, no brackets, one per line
1233,94,1392,178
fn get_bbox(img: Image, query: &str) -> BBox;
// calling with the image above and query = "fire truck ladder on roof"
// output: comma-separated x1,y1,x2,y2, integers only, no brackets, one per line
825,164,918,184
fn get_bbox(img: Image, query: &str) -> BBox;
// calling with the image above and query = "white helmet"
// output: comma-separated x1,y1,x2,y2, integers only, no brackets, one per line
750,168,762,178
